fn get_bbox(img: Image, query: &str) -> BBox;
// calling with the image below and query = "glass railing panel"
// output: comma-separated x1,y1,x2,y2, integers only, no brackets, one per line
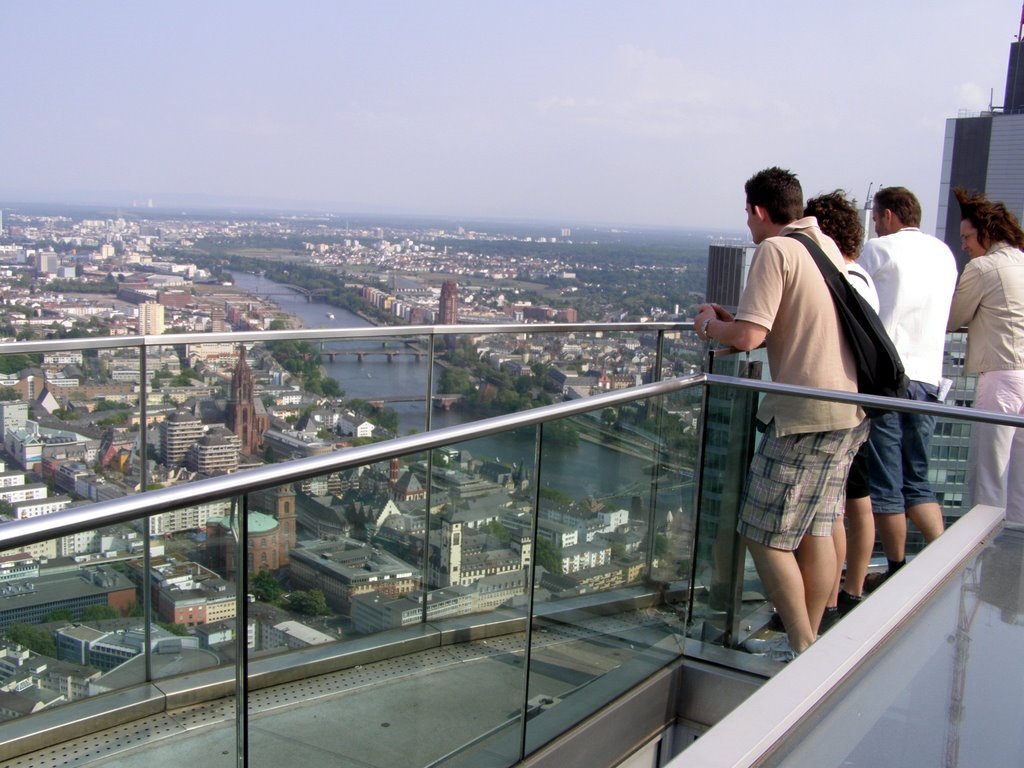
522,395,692,756
760,526,1024,768
413,428,538,768
145,496,242,676
0,523,152,718
688,349,766,656
931,330,975,530
244,430,534,767
687,368,988,676
648,386,703,603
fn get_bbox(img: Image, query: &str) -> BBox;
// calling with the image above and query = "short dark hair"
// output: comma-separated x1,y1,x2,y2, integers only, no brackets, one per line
872,186,921,228
745,167,804,225
955,187,1024,250
804,190,864,260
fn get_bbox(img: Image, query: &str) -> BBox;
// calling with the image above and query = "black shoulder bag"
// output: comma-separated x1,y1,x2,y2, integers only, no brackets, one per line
786,232,908,405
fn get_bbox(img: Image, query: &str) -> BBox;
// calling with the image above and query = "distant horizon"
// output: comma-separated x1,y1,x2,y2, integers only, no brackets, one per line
0,196,751,239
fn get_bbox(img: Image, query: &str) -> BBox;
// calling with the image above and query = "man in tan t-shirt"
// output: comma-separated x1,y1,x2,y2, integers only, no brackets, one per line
693,167,867,659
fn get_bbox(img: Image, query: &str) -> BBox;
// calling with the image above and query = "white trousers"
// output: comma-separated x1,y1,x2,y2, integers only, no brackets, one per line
970,370,1024,522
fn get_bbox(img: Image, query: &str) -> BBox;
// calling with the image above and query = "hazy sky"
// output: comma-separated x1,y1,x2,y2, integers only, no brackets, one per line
2,1,1021,230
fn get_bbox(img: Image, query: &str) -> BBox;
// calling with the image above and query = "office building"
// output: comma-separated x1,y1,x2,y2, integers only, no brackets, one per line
705,243,754,313
137,301,165,335
185,426,241,475
439,280,458,348
160,410,204,467
937,11,1024,269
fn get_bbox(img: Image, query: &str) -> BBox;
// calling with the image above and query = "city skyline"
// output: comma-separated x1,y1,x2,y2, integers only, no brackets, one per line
2,1,1021,230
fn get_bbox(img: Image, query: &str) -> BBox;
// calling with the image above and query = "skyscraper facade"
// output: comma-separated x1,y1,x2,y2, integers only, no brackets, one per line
138,301,165,335
705,244,755,314
936,11,1024,269
439,281,458,325
439,280,459,349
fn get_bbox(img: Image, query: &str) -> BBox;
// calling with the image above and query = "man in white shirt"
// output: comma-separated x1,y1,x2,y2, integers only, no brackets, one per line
857,186,957,589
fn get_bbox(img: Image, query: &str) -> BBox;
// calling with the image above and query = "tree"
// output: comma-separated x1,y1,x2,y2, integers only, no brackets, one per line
484,520,511,545
82,605,120,621
320,377,343,398
543,421,579,447
44,609,73,623
285,590,330,616
654,534,670,560
0,354,40,374
535,539,562,575
439,367,473,395
94,400,129,412
252,569,284,603
158,621,188,636
6,624,56,657
538,486,572,506
601,408,618,428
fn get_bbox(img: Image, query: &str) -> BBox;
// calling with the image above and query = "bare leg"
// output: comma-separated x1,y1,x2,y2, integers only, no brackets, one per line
907,502,944,543
797,533,837,637
745,539,816,652
844,496,874,596
828,514,846,608
875,512,907,563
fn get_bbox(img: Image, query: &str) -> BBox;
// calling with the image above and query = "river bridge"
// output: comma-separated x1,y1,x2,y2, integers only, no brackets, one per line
321,348,426,362
361,394,464,410
247,283,335,301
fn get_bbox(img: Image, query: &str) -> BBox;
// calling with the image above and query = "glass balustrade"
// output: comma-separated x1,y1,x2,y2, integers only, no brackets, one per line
2,325,1018,768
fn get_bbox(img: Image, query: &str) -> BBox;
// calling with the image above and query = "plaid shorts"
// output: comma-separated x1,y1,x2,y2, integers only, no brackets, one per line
738,420,869,550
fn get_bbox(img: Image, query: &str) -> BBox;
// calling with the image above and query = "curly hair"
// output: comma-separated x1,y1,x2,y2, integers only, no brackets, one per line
954,187,1024,250
804,190,864,260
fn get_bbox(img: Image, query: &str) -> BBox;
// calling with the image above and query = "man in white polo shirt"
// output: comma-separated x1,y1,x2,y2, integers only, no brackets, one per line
854,186,957,593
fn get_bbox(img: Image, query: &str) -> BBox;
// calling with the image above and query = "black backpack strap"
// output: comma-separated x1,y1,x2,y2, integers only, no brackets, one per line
785,231,843,285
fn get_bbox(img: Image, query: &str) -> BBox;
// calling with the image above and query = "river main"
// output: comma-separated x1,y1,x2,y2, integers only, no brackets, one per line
230,271,660,504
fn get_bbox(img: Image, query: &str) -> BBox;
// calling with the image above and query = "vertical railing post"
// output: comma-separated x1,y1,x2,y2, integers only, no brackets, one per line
421,446,434,625
421,332,438,623
643,390,666,583
139,339,152,681
653,329,666,384
425,333,437,434
235,493,250,768
517,421,545,762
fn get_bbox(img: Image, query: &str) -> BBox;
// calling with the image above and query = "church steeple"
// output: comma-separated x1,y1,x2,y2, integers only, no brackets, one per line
226,345,263,455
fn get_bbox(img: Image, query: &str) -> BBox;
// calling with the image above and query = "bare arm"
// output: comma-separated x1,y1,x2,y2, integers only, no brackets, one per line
693,303,768,351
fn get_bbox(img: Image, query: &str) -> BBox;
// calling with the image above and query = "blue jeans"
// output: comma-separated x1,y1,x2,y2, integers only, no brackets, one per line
866,380,939,514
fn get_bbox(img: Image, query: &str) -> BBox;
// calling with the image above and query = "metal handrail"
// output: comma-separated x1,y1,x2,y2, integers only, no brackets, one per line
705,374,1024,428
2,321,693,354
